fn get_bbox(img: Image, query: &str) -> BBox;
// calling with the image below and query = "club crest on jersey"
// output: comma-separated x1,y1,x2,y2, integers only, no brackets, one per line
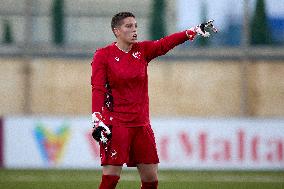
115,57,119,62
132,51,141,59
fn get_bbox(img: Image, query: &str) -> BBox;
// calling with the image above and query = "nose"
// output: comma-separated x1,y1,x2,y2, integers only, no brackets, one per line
133,25,137,32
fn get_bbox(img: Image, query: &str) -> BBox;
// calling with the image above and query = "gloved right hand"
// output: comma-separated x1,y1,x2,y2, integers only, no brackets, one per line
92,112,111,144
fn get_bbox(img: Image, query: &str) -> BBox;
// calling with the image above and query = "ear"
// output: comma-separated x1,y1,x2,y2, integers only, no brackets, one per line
113,28,120,37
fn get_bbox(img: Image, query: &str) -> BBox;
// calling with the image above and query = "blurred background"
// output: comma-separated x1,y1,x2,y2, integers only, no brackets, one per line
0,0,283,117
0,0,284,188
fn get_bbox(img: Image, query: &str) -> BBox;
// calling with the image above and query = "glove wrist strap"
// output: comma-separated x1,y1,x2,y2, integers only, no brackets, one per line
92,112,102,123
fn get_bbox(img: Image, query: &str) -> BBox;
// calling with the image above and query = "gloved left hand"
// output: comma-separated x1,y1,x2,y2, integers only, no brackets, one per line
192,19,218,38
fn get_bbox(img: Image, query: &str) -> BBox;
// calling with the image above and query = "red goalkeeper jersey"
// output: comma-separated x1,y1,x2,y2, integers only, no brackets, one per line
91,30,195,127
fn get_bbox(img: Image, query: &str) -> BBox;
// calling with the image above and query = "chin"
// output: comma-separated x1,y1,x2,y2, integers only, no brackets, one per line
129,40,137,44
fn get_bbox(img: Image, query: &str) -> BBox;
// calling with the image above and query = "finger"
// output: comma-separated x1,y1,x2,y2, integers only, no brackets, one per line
202,32,210,37
205,19,218,33
99,122,111,135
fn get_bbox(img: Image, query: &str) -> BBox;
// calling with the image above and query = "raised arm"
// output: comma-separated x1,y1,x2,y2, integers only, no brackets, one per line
142,30,194,62
143,20,218,62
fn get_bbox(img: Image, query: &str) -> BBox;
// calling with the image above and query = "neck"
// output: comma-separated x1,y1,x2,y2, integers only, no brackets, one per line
115,40,133,53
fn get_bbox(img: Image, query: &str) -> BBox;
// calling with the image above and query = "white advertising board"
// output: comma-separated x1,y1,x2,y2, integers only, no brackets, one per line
3,117,284,169
4,117,100,169
153,118,284,170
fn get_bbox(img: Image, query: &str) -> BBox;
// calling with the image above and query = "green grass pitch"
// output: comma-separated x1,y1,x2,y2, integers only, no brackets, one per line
0,169,283,189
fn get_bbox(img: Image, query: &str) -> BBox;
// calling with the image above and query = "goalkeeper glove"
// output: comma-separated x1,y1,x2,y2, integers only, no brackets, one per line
192,19,218,38
92,112,111,144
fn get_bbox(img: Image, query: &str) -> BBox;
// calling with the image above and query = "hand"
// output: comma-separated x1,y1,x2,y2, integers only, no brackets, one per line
92,112,111,144
193,19,218,37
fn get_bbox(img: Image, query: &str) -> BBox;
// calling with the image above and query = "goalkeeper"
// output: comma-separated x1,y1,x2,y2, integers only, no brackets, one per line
91,12,217,189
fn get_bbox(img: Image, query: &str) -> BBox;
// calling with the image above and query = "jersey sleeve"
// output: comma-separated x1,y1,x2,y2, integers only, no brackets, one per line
142,30,196,62
91,49,107,113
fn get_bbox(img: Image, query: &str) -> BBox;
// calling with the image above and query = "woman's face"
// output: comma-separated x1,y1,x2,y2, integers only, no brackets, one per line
114,17,138,44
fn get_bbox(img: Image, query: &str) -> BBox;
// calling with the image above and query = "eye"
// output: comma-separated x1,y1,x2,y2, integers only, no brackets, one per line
135,23,138,28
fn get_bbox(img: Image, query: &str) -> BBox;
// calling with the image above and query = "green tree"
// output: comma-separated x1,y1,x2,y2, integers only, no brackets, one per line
2,19,13,44
196,1,209,46
149,0,167,40
250,0,271,45
52,0,65,45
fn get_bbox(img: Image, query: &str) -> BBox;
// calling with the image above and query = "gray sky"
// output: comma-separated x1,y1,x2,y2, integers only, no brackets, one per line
177,0,284,30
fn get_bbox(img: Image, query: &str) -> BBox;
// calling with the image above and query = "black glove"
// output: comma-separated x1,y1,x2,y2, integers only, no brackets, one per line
194,19,218,37
92,112,111,144
92,125,112,143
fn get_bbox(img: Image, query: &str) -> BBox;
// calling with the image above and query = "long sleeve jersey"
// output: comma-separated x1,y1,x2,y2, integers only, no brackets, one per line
91,30,196,127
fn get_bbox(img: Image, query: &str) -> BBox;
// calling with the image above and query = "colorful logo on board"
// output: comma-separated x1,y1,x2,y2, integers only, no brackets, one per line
33,122,70,166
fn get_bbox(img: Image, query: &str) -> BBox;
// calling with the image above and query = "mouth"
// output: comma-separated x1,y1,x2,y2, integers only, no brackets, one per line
132,34,137,40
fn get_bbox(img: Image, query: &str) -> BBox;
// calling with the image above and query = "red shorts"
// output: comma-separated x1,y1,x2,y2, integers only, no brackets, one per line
100,125,159,167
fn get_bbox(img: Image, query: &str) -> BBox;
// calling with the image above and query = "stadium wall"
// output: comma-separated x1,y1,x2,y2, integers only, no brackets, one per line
0,58,284,117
